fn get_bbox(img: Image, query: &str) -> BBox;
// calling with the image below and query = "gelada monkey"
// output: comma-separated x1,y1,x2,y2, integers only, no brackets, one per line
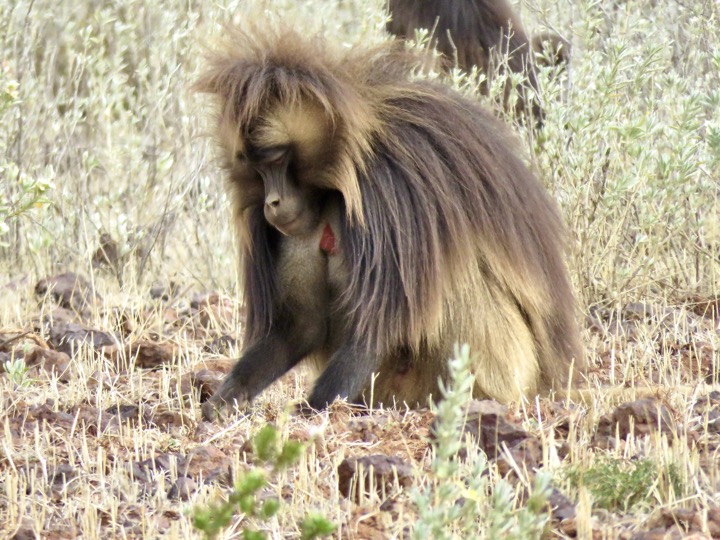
386,0,571,123
195,25,582,420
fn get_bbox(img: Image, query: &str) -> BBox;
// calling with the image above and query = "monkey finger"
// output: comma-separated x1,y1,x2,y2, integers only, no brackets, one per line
201,388,249,421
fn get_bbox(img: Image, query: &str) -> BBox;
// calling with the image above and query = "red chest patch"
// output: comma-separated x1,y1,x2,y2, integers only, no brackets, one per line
319,223,338,255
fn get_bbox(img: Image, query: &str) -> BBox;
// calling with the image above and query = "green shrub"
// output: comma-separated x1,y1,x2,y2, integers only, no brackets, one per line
192,424,334,540
565,457,682,512
412,345,552,540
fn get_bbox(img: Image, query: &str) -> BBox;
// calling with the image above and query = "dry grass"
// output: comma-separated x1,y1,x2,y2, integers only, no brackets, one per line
1,0,720,538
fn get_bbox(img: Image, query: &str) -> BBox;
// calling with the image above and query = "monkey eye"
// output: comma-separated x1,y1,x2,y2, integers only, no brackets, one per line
257,146,289,166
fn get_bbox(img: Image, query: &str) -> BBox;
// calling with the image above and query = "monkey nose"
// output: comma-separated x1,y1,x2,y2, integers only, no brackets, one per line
265,194,281,209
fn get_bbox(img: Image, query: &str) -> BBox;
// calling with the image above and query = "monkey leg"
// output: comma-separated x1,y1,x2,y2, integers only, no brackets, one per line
202,325,318,421
306,342,381,411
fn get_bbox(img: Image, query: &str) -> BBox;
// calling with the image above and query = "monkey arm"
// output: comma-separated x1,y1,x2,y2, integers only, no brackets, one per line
306,342,381,410
201,319,320,420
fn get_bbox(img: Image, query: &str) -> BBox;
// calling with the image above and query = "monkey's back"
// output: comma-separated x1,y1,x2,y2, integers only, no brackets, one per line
340,81,581,403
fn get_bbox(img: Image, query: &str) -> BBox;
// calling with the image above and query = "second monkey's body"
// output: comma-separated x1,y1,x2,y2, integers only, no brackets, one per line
386,0,571,124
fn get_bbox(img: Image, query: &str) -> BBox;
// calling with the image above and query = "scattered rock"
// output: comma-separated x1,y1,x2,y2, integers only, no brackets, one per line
0,331,31,354
558,517,577,536
43,306,83,325
495,436,542,476
337,454,413,501
149,407,187,430
26,403,76,431
150,281,180,302
70,403,102,433
699,391,720,403
105,404,147,425
130,453,187,484
128,340,177,369
1,330,50,354
48,463,77,489
629,529,674,540
692,392,720,434
171,372,195,401
201,357,234,374
450,400,531,458
547,488,576,522
47,322,116,356
105,340,177,369
646,507,705,535
347,415,383,444
686,295,720,321
19,461,72,484
378,497,399,512
87,370,114,390
35,272,101,313
204,334,239,355
10,524,36,540
660,340,716,382
623,303,657,321
172,360,233,402
2,276,30,291
183,445,231,479
167,476,197,501
194,420,221,440
595,398,675,444
104,307,135,337
25,347,71,382
91,233,121,272
708,506,720,537
191,292,235,329
190,369,224,402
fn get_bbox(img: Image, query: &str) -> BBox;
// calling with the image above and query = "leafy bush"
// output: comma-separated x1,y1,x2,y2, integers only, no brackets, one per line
565,457,682,512
193,424,335,540
412,345,552,539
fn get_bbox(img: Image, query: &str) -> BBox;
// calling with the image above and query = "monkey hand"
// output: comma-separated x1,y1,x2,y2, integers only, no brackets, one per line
201,382,252,422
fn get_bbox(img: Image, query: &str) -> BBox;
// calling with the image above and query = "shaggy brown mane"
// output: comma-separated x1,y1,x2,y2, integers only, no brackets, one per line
197,24,581,411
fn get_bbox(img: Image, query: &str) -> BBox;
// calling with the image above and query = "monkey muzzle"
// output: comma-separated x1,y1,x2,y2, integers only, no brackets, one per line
259,161,317,236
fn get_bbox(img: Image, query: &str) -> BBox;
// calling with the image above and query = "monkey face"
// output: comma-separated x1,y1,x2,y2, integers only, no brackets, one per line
247,145,321,237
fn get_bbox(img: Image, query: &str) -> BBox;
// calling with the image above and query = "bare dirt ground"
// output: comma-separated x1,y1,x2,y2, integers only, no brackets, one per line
1,272,719,539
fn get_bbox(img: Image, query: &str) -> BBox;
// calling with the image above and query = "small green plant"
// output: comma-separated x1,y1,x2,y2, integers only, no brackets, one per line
192,424,335,540
0,62,19,114
0,63,53,246
299,513,337,540
412,344,551,539
3,357,31,388
487,473,552,540
565,457,680,512
411,343,490,539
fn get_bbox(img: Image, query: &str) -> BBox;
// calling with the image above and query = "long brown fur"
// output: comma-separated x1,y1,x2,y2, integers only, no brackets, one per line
386,0,570,123
195,25,582,413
